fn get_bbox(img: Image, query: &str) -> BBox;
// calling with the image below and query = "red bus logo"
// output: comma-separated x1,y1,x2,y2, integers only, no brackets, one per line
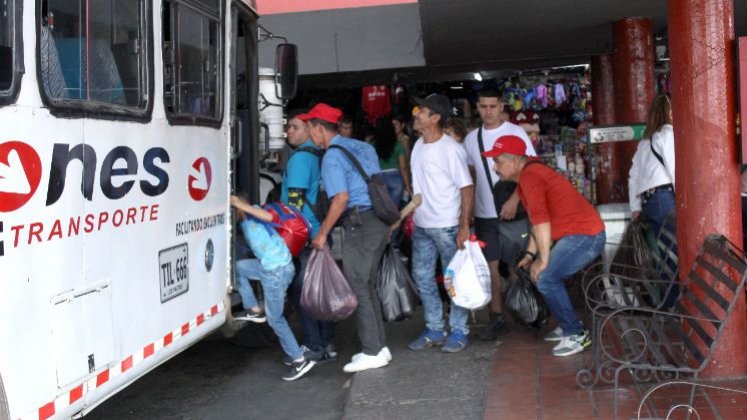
0,141,42,212
188,157,212,201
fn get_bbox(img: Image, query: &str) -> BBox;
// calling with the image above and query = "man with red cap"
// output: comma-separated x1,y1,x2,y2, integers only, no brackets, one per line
298,103,391,373
463,87,537,341
482,135,606,356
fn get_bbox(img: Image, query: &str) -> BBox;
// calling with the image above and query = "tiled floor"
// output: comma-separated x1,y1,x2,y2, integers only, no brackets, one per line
483,327,747,419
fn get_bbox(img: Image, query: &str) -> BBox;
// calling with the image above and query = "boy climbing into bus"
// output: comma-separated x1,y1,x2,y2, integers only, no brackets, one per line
230,195,316,381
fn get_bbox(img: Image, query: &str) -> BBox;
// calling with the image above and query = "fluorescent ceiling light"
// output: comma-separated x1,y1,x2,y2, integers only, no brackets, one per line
474,72,483,82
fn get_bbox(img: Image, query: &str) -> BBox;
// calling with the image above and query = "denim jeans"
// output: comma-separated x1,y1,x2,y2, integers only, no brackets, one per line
288,246,335,352
536,231,606,337
381,169,404,207
411,225,469,334
642,189,678,305
642,189,676,241
235,259,301,359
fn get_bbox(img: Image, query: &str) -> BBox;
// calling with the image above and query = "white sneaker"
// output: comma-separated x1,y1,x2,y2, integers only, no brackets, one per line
380,346,392,362
543,326,563,342
552,331,591,357
343,352,389,373
352,346,392,362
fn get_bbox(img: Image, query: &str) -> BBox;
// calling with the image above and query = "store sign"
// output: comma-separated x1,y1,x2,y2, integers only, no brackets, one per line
589,124,645,144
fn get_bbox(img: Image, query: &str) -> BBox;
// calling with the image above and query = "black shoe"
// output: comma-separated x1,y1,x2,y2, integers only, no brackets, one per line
317,344,338,364
283,345,321,366
233,308,266,323
476,314,509,341
282,357,315,381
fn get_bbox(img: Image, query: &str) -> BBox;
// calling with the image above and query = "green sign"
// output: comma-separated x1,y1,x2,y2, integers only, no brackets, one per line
589,124,645,144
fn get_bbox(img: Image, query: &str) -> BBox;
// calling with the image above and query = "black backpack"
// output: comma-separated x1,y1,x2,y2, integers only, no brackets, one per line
290,147,330,222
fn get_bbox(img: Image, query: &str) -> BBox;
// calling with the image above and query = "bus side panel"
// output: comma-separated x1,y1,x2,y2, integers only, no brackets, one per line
79,119,230,391
0,107,88,417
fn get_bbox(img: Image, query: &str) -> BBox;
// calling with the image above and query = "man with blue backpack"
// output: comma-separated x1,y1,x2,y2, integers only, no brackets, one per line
282,109,337,364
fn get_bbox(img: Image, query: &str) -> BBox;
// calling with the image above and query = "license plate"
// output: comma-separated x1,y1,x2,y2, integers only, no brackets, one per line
159,243,189,303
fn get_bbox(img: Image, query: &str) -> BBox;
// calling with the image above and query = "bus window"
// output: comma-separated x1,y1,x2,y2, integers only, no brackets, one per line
39,0,149,111
0,0,15,96
162,0,222,126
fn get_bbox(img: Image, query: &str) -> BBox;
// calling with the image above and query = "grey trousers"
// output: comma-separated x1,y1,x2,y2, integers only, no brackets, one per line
342,210,388,355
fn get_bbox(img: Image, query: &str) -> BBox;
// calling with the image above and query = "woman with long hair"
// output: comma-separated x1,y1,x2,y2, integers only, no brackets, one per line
374,117,412,206
392,114,413,163
628,94,675,234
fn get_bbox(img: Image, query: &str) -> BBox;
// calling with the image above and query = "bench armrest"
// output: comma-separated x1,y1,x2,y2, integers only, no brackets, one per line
583,272,675,313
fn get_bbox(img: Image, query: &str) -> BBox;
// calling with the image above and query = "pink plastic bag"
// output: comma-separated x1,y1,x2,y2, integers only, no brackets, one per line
301,246,358,321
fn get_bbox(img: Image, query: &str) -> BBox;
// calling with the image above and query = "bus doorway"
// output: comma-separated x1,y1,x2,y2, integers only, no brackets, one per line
230,2,259,204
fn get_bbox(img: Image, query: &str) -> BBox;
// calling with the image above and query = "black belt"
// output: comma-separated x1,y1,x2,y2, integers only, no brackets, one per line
642,184,674,202
340,206,372,228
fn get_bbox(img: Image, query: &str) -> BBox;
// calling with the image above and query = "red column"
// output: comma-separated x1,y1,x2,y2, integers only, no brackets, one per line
613,18,655,203
591,54,617,204
669,0,746,377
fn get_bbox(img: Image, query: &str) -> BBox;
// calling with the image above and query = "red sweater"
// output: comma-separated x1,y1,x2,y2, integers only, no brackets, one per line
517,162,604,241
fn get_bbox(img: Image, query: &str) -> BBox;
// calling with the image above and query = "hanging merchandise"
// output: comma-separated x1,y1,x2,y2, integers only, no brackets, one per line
554,82,567,107
361,85,392,125
535,83,548,108
492,69,595,203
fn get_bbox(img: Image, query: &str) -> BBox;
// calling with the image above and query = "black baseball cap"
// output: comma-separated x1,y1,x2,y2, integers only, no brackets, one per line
414,94,452,120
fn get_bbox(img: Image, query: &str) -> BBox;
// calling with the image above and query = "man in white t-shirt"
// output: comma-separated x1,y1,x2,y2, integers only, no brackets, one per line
408,93,475,353
463,87,537,341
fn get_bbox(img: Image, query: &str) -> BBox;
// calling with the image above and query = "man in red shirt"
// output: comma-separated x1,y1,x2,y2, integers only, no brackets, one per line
482,135,606,357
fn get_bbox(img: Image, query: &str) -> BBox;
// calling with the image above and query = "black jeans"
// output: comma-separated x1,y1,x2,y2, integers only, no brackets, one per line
289,246,335,351
342,210,389,355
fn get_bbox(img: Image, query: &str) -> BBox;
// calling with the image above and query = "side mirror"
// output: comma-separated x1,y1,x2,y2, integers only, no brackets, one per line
275,43,298,100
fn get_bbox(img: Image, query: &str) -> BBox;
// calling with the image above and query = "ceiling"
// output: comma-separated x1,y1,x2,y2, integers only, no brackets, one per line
257,0,747,88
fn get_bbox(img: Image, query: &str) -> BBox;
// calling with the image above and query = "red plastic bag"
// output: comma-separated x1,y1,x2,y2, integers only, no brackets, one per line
301,246,358,321
263,202,310,257
403,213,415,238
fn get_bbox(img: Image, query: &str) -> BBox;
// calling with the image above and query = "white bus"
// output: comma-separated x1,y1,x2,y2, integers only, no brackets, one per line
0,1,296,418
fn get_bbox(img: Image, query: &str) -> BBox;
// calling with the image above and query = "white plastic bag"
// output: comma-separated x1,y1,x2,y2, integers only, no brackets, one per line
443,238,492,309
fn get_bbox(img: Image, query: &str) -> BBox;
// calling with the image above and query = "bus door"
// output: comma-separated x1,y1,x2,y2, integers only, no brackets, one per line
227,2,259,313
229,3,259,203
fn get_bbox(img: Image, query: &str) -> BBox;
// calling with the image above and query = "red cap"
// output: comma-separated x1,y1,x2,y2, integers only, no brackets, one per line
297,103,343,124
482,135,527,158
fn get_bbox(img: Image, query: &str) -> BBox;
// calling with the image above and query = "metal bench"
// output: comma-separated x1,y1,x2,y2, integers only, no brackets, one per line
579,234,747,418
636,380,747,419
577,216,678,388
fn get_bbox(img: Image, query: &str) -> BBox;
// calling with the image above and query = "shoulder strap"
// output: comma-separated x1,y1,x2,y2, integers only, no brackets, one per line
523,159,545,169
477,127,497,201
295,146,324,158
649,140,666,169
328,144,371,182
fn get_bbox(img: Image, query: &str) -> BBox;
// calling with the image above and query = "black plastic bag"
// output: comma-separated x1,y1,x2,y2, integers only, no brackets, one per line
505,269,550,328
301,246,357,321
376,245,419,322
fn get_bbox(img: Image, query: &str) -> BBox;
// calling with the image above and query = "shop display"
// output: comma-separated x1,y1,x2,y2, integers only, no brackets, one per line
499,71,597,203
